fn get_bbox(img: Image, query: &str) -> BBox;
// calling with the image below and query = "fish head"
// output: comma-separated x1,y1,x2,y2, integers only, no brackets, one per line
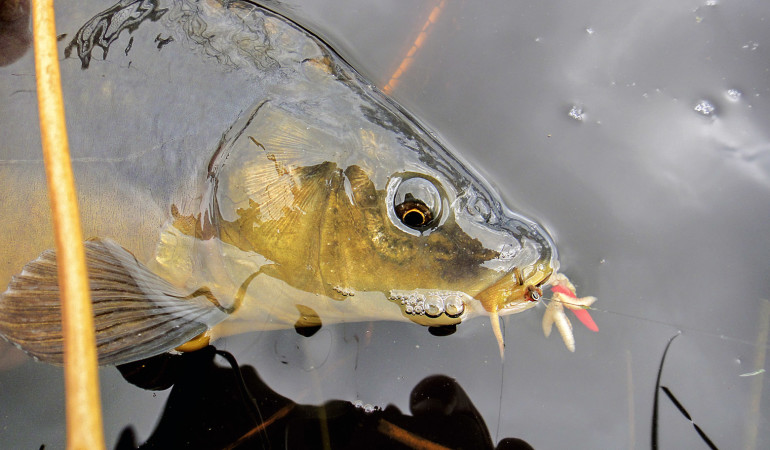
201,92,558,328
380,171,557,326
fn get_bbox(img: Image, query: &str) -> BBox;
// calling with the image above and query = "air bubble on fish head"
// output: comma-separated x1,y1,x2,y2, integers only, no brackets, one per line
444,295,465,318
388,289,474,326
424,295,444,318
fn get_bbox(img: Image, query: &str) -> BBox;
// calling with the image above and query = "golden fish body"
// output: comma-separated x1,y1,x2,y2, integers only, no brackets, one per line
0,0,562,365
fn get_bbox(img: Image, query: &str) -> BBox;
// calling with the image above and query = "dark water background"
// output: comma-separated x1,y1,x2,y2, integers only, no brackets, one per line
1,0,769,448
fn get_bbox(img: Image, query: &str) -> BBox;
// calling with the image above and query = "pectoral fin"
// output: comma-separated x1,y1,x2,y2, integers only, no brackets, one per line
0,239,229,366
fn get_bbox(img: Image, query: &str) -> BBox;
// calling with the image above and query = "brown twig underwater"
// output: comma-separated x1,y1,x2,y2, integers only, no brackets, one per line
377,418,452,450
383,0,447,94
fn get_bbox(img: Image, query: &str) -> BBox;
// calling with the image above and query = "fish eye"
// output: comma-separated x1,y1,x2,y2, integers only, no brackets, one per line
395,194,433,228
391,176,443,231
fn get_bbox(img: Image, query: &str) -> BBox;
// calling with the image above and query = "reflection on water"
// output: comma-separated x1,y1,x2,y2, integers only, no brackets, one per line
113,346,533,450
0,0,31,67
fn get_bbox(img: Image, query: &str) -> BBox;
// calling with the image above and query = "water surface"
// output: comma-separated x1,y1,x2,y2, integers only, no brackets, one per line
1,1,769,448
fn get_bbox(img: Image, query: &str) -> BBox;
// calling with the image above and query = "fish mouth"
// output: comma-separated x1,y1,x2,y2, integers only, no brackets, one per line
386,264,553,327
474,264,554,315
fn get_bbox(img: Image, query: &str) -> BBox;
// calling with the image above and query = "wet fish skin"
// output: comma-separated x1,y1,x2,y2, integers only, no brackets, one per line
0,0,561,365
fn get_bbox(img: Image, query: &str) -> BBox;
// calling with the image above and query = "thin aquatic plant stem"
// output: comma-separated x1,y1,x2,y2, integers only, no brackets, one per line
31,0,106,448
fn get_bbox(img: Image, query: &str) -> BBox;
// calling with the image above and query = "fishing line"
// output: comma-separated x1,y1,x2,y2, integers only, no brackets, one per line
215,349,268,438
539,296,756,348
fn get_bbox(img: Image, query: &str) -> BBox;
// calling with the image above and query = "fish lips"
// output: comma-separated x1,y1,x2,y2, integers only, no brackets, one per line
471,212,558,311
474,264,554,315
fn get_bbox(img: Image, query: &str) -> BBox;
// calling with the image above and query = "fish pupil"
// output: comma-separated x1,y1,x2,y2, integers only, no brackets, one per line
395,194,433,228
403,209,426,227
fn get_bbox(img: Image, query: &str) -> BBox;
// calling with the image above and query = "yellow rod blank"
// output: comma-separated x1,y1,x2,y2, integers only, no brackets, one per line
31,1,106,449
